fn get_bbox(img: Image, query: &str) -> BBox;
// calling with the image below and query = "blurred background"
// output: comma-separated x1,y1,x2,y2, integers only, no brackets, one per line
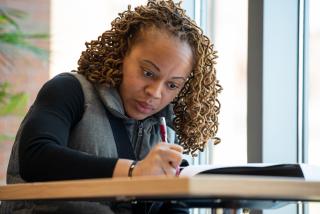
0,0,318,213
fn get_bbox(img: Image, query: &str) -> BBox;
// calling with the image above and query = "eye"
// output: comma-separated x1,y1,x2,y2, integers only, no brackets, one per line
167,82,179,90
143,70,154,78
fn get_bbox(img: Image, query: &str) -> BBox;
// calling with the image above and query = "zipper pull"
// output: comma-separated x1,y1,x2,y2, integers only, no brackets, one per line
138,123,143,137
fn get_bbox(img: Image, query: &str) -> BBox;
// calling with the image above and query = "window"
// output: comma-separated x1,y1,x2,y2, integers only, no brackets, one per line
207,0,248,165
307,0,320,213
183,0,248,166
307,0,320,171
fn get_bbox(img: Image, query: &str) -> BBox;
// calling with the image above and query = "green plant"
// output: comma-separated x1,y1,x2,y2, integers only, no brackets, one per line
0,6,48,67
0,82,29,116
0,82,29,143
0,6,48,143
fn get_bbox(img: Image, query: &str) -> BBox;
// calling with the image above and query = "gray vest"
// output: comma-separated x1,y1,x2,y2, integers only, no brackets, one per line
2,72,177,213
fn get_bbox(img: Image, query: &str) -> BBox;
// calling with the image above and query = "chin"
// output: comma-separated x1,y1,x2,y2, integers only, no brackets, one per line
127,111,149,120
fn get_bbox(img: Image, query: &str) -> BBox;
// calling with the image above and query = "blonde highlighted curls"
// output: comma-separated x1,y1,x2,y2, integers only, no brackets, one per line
75,0,222,156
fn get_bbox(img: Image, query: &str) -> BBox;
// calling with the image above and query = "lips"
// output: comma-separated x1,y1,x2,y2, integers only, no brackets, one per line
135,101,155,114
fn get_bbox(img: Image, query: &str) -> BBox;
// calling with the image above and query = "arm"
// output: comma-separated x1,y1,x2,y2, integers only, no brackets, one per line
19,74,118,181
113,143,183,177
19,74,183,181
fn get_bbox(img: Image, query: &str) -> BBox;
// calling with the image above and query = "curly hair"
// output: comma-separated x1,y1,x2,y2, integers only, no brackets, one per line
75,0,222,156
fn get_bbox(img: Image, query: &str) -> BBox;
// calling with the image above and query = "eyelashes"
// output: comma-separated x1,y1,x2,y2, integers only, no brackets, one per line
143,69,180,90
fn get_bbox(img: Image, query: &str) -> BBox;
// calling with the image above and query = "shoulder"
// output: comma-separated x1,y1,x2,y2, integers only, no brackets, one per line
35,72,84,110
41,72,82,94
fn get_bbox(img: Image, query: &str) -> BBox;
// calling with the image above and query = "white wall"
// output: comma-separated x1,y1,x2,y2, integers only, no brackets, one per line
50,0,146,77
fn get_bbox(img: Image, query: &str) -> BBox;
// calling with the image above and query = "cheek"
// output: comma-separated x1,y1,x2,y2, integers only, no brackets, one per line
161,91,179,106
122,74,144,96
167,87,184,103
119,73,136,102
121,76,130,91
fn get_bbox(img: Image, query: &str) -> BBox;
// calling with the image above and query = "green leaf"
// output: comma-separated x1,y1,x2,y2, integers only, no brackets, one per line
0,82,29,116
0,92,28,116
0,134,15,143
0,82,10,104
0,32,24,44
0,6,49,66
0,6,27,29
0,32,49,60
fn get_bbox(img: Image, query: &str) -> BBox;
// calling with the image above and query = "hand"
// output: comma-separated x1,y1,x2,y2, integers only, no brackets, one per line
133,143,183,176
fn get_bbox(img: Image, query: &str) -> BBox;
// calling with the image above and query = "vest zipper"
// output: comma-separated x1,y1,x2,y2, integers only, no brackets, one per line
138,123,143,137
133,121,144,159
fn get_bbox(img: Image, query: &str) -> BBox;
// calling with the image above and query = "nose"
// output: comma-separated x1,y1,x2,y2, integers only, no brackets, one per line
145,82,163,99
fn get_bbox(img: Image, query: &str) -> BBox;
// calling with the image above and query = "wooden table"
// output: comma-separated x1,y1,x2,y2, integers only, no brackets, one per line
1,175,320,211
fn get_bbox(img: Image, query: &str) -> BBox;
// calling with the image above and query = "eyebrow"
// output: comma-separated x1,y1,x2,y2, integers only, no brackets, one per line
141,59,187,81
142,59,160,72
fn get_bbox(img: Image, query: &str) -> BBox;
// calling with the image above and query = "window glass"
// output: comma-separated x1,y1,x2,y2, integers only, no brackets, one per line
307,0,320,213
207,0,248,164
307,0,320,166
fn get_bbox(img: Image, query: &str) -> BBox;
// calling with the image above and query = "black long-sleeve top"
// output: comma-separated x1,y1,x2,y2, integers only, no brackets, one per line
19,74,118,182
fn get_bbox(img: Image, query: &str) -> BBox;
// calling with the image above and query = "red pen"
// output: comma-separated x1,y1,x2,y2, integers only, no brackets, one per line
159,117,179,176
159,117,167,143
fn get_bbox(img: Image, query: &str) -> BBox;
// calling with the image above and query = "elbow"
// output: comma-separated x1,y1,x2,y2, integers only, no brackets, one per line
19,142,43,182
19,151,36,182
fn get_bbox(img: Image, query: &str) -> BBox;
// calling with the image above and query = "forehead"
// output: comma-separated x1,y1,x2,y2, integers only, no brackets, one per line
131,26,192,51
125,27,194,78
129,26,194,61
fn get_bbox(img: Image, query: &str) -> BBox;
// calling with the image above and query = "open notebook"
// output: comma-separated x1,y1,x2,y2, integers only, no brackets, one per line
179,163,320,180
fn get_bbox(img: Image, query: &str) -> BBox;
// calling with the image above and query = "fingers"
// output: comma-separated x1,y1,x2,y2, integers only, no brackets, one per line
154,143,183,175
136,143,183,177
154,144,183,163
161,161,177,175
168,144,184,153
162,148,183,167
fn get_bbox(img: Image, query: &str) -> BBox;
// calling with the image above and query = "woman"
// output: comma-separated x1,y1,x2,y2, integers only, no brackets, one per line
2,0,221,213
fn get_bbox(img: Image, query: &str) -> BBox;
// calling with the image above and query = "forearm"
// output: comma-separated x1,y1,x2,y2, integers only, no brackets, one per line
20,141,118,181
112,159,135,177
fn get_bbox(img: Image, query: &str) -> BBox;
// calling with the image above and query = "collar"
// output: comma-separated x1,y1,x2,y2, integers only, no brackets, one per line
94,84,174,127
